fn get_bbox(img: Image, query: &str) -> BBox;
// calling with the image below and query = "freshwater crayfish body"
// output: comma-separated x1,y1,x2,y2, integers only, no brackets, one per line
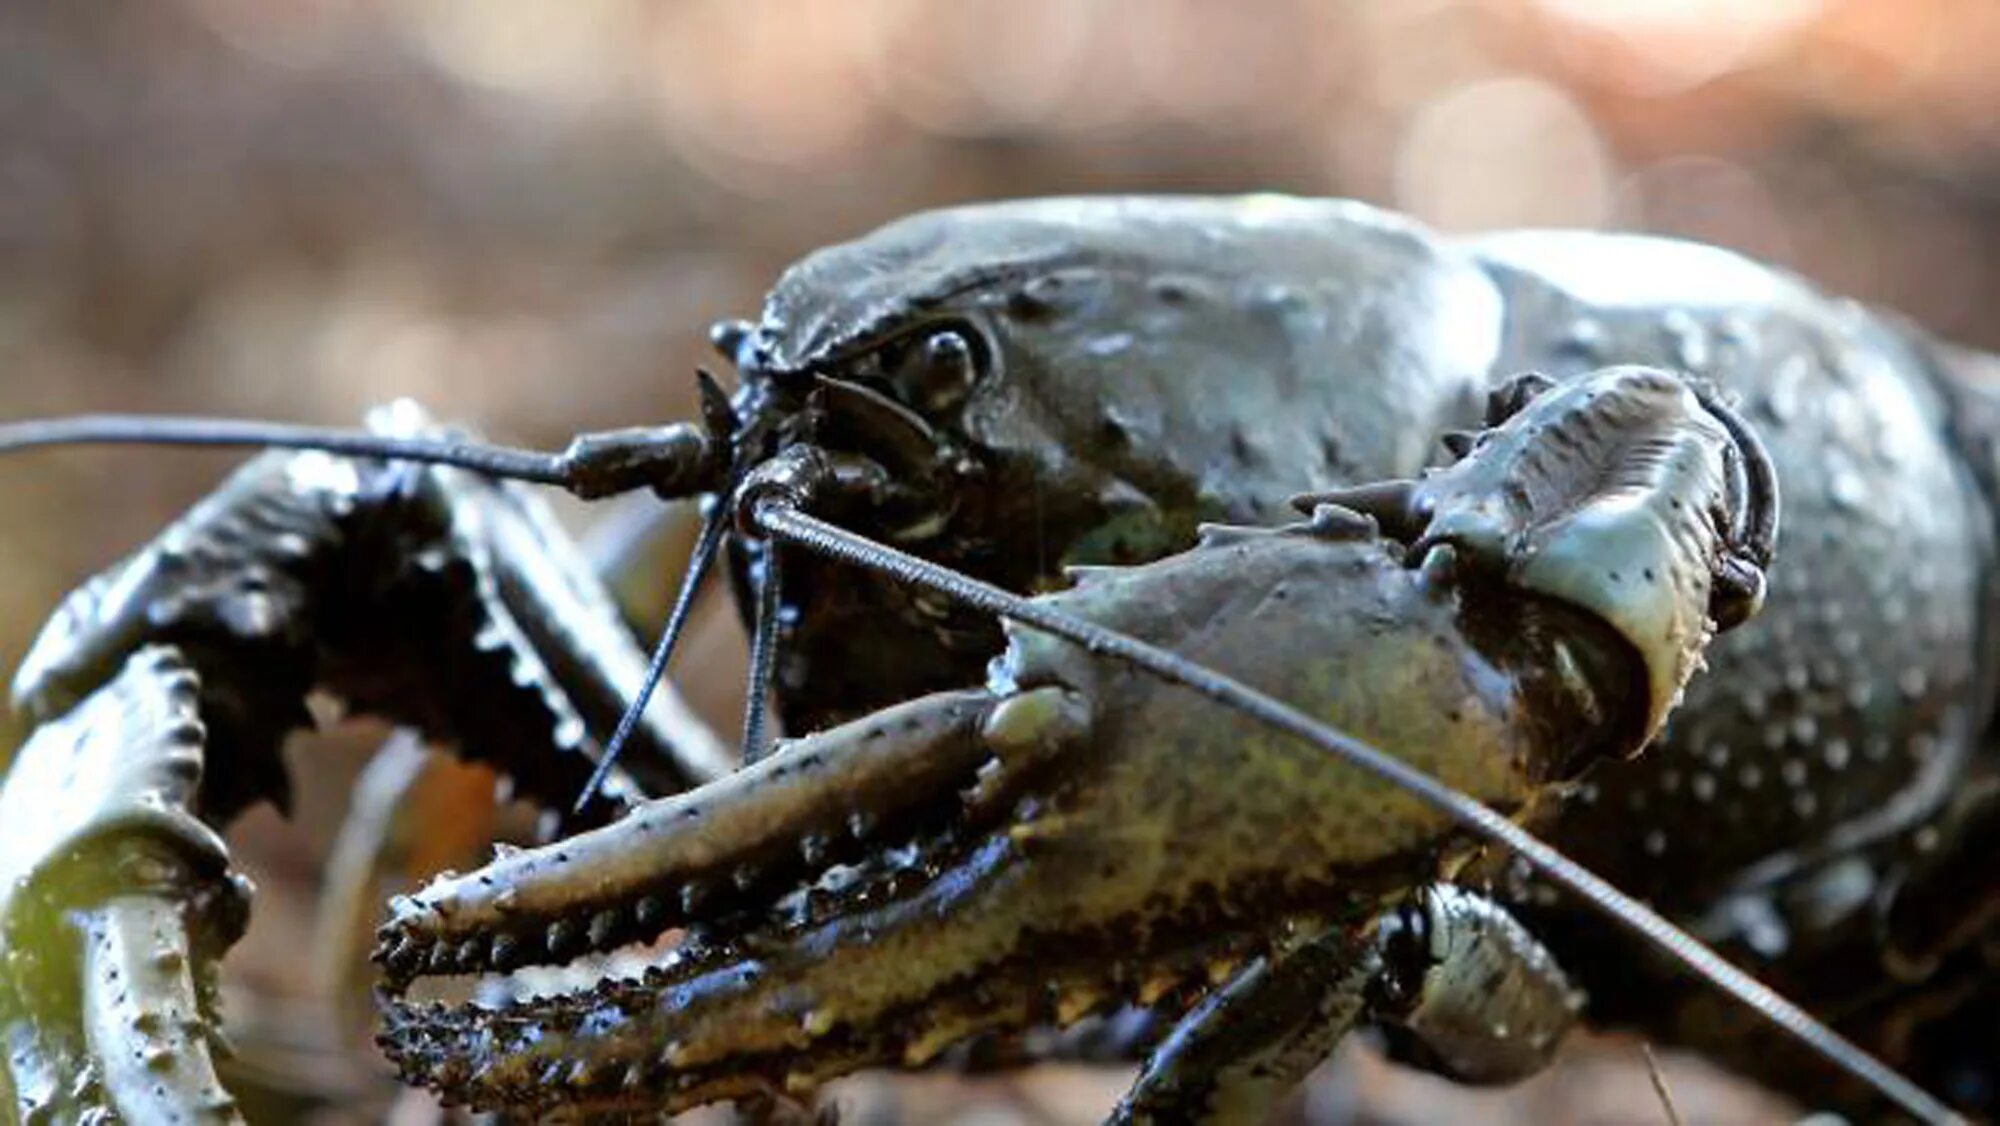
717,198,1997,1110
0,196,1992,1123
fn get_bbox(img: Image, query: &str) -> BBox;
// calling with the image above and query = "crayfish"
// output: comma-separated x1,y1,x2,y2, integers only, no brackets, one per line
1,196,1991,1124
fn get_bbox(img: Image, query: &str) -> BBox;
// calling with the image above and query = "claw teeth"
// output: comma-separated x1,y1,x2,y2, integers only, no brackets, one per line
455,937,487,970
205,1024,239,1061
847,810,876,839
680,882,710,915
1054,985,1102,1027
489,932,521,969
1137,972,1180,1007
587,908,622,948
546,919,579,957
383,936,424,977
799,833,830,867
635,895,667,930
902,1027,957,1068
731,866,758,893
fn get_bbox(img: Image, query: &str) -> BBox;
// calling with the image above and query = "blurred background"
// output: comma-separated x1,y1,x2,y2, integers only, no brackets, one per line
3,0,1997,1121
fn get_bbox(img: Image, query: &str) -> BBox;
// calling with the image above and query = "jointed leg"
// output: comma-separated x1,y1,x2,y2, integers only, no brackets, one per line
312,731,502,1032
1370,886,1583,1084
1110,926,1380,1126
1113,887,1581,1126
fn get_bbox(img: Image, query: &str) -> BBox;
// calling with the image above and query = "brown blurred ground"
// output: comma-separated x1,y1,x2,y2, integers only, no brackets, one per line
3,1,1998,1121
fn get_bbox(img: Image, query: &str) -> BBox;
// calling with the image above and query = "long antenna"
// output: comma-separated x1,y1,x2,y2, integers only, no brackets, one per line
748,497,1958,1126
0,414,718,501
0,415,571,480
0,401,740,815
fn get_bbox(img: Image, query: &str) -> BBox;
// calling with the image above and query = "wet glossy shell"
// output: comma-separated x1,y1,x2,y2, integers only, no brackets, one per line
743,198,1996,1102
754,196,1992,926
1411,367,1734,740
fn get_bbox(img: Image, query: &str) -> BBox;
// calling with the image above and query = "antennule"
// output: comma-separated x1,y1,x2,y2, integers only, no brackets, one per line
572,501,731,812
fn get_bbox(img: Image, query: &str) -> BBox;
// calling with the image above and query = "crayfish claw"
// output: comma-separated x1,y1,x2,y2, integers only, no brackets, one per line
0,645,247,1125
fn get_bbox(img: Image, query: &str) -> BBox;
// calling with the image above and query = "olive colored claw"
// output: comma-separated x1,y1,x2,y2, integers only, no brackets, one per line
371,364,1774,1118
371,688,1014,990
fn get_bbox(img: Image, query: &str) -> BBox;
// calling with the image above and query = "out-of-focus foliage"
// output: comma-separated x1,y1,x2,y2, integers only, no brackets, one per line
1,1,1994,1121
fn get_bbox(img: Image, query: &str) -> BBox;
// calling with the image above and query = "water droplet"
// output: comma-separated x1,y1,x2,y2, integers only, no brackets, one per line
1661,310,1710,372
1827,467,1866,512
1084,333,1133,357
1558,318,1605,361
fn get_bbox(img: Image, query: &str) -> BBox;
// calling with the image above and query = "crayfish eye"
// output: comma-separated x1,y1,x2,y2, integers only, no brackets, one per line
893,327,979,414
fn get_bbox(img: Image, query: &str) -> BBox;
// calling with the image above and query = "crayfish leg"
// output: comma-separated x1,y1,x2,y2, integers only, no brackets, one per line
313,732,500,1034
1109,887,1578,1125
1110,924,1381,1125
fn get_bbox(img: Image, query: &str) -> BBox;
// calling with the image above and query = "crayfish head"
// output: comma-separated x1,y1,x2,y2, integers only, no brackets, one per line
713,197,1513,734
